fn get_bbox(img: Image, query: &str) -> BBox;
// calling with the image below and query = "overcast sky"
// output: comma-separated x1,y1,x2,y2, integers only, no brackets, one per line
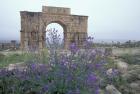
0,0,140,41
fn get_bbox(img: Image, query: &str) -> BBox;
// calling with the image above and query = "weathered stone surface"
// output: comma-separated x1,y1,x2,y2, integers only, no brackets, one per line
116,60,128,74
7,62,27,71
130,82,139,90
119,65,140,94
20,6,88,50
106,68,113,76
122,65,140,81
42,6,70,15
106,85,122,94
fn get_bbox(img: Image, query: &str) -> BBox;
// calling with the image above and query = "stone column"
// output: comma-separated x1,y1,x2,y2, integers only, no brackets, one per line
64,24,71,49
20,30,24,50
38,32,43,49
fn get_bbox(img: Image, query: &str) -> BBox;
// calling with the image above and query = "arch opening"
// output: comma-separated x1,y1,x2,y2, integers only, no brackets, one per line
45,22,64,48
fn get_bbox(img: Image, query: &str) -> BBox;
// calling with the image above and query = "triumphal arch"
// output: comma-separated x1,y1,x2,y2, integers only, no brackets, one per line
20,6,88,50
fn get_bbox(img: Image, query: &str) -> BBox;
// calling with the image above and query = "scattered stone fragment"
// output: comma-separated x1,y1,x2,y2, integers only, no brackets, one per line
106,84,122,94
116,60,128,74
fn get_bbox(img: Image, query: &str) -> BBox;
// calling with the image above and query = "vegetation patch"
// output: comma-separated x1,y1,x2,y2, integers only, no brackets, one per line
0,42,120,94
118,54,140,65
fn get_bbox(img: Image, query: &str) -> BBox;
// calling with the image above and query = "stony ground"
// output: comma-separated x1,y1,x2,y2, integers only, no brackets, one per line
108,55,140,94
3,56,139,94
1,48,140,94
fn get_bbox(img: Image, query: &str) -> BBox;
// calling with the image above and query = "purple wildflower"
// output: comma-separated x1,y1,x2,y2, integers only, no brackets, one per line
95,63,103,69
75,88,81,94
71,63,77,70
90,49,96,57
61,56,69,66
106,68,119,77
95,87,100,94
30,63,37,70
87,74,97,82
87,73,98,88
69,43,78,54
41,85,48,93
112,69,119,76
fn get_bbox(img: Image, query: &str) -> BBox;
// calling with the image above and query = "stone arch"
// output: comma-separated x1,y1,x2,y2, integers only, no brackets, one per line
20,6,88,50
44,21,67,48
45,20,67,38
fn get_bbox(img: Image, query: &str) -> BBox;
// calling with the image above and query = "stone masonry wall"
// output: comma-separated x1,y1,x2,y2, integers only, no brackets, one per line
20,6,88,50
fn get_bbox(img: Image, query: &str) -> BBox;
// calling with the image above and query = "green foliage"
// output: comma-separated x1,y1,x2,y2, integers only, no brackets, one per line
0,53,5,60
0,53,24,67
106,57,116,68
0,51,49,68
119,54,140,65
